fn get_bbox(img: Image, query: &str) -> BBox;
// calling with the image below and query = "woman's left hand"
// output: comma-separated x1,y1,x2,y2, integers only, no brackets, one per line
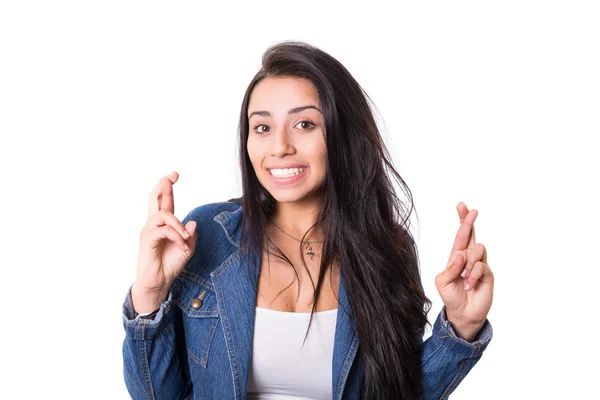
435,202,494,342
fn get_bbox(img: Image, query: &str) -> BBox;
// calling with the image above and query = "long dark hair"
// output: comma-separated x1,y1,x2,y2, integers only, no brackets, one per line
237,41,431,399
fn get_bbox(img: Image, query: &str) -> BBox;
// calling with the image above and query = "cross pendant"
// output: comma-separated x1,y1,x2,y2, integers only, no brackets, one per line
305,243,316,260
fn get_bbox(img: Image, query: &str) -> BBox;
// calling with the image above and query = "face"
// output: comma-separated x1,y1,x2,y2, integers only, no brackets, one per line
247,76,327,205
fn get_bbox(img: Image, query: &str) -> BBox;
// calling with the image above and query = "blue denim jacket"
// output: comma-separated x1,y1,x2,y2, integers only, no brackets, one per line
122,201,493,399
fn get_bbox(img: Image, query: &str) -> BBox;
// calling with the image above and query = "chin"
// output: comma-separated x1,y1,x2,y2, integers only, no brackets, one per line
268,191,309,204
267,186,323,205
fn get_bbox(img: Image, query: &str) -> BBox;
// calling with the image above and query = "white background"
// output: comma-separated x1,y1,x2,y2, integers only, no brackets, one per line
1,1,598,399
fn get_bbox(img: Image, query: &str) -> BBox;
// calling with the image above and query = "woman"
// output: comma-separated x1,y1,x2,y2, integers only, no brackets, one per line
122,41,494,400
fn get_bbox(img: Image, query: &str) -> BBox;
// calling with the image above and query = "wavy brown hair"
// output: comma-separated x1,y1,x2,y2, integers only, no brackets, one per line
236,41,431,399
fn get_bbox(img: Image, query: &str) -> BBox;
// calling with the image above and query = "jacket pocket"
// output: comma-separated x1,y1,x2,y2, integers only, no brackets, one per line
173,272,220,369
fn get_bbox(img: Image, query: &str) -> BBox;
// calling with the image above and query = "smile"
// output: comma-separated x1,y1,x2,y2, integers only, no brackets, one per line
266,166,309,185
269,167,307,178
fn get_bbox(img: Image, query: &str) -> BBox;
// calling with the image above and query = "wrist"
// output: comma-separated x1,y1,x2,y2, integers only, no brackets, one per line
131,283,169,314
445,311,485,342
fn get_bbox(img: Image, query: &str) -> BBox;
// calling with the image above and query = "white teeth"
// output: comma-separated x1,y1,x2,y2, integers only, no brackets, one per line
270,167,306,177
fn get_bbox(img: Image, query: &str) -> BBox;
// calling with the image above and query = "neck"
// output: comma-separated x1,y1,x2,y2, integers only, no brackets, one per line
270,199,324,242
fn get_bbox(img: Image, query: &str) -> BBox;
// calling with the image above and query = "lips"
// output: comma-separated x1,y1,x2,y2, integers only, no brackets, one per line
266,164,308,170
266,166,309,184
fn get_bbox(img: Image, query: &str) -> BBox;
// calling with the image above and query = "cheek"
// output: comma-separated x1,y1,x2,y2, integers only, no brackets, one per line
311,139,327,168
246,138,260,166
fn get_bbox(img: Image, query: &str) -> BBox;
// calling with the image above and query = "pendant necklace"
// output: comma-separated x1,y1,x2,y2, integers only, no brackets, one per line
269,220,324,260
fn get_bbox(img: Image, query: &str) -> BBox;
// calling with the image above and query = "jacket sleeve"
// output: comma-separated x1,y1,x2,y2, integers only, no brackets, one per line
122,285,192,399
122,212,196,400
420,306,493,400
401,226,493,399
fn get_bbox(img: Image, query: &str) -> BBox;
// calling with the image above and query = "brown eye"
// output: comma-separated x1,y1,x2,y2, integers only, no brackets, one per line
295,121,315,130
254,124,270,134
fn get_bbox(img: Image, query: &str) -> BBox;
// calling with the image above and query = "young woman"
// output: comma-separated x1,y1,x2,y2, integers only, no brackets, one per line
122,41,494,400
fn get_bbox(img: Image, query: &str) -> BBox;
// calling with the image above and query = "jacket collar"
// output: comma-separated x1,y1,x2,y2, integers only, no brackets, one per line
211,207,360,400
214,205,244,248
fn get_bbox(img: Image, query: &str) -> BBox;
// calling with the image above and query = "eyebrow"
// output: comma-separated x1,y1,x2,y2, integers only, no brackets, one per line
248,105,322,119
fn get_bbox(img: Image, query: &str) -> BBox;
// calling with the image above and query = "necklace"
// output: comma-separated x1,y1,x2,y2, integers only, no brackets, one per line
270,220,324,260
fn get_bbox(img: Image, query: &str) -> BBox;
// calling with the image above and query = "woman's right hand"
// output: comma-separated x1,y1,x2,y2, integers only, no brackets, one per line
131,171,197,314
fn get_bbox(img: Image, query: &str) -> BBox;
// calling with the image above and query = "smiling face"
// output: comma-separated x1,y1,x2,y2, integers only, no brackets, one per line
247,76,327,205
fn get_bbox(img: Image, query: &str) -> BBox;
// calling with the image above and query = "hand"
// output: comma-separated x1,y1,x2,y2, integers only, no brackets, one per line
131,171,197,313
434,202,494,342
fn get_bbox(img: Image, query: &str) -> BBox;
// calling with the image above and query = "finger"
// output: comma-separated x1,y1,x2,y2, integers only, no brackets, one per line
184,220,197,246
481,241,487,263
469,224,477,249
148,172,175,217
457,203,476,250
436,254,465,288
461,243,486,279
160,171,179,214
147,210,191,240
451,209,478,252
457,202,475,250
464,261,494,291
457,202,469,223
142,225,189,253
147,171,179,218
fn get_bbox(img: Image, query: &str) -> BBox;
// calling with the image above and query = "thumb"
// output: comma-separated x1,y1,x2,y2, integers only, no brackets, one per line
184,220,197,248
436,254,465,288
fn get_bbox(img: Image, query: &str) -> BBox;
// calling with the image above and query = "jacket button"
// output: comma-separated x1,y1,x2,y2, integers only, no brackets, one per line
191,290,207,309
191,298,203,309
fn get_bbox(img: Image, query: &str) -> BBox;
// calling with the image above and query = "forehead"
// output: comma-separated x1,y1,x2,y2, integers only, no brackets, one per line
248,76,320,113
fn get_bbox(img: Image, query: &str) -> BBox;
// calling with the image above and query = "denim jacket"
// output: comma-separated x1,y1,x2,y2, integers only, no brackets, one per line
122,201,493,400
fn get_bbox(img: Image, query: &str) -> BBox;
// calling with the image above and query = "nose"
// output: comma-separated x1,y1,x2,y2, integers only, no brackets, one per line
270,128,295,157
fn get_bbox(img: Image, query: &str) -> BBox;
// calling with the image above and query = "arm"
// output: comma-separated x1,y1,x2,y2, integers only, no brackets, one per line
420,203,495,399
421,307,493,400
122,285,192,400
122,203,197,400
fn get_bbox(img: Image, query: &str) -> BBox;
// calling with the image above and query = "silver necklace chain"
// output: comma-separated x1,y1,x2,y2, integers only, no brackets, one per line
269,220,323,260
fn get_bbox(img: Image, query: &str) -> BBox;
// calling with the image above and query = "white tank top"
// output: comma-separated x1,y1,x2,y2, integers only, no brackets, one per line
247,306,338,399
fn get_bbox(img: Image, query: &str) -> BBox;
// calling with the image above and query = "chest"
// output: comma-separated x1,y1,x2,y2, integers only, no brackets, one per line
255,247,340,313
247,305,338,398
172,239,360,400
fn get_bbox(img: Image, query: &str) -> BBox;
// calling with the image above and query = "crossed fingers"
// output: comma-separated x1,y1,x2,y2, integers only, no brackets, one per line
446,205,477,268
450,202,489,290
148,171,179,218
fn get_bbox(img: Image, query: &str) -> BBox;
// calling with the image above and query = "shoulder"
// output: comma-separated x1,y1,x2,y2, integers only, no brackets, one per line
182,197,242,226
179,197,244,273
171,198,244,307
181,198,244,253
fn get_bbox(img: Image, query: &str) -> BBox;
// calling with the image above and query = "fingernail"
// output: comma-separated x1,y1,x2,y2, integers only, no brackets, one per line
464,283,471,291
184,244,189,251
461,269,468,278
183,231,190,239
